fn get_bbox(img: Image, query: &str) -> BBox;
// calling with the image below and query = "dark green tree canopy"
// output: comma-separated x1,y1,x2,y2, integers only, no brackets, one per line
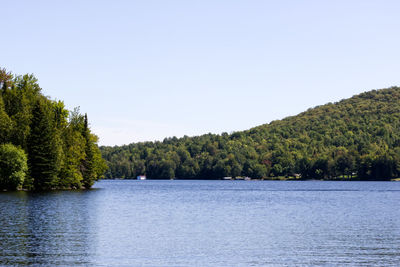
28,99,59,190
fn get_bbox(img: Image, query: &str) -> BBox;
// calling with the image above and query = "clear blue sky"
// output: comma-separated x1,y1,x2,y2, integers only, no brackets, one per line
1,0,400,146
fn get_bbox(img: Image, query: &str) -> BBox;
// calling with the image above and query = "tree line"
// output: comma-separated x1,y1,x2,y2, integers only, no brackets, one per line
0,68,107,190
101,87,400,181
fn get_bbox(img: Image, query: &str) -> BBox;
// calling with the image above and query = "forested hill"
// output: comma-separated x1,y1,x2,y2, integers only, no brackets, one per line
101,87,400,180
0,68,107,190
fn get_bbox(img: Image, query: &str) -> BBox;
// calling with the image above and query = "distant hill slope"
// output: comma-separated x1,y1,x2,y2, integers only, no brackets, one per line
101,87,400,180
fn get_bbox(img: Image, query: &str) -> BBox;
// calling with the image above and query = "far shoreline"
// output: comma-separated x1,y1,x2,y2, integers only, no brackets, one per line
102,177,400,182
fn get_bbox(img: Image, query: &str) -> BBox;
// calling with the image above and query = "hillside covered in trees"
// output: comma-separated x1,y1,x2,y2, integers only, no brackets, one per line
102,87,400,181
0,68,107,190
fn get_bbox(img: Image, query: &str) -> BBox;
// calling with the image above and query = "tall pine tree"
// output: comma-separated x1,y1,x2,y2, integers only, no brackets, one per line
28,99,58,190
81,113,95,188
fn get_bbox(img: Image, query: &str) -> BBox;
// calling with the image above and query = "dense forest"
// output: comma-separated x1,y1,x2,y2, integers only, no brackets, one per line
0,68,107,190
102,86,400,181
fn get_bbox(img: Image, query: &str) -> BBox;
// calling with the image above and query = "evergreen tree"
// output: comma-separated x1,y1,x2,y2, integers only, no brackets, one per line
27,99,59,190
81,113,96,188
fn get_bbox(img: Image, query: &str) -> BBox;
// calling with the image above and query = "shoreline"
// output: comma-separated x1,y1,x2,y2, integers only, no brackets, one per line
102,177,400,182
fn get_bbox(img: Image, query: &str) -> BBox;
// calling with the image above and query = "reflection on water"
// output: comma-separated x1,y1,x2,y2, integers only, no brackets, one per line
0,190,98,266
1,180,400,266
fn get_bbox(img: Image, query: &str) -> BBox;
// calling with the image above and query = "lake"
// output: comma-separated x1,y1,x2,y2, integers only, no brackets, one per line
1,180,400,266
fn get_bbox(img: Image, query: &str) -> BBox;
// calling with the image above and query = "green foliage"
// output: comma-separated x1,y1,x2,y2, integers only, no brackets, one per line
0,96,12,143
0,68,107,190
102,86,400,181
28,99,59,190
0,143,28,190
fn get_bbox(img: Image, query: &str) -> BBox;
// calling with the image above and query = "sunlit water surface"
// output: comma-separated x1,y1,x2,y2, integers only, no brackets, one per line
1,180,400,266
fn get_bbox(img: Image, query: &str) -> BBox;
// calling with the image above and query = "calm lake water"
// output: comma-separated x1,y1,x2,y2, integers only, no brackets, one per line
1,180,400,266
